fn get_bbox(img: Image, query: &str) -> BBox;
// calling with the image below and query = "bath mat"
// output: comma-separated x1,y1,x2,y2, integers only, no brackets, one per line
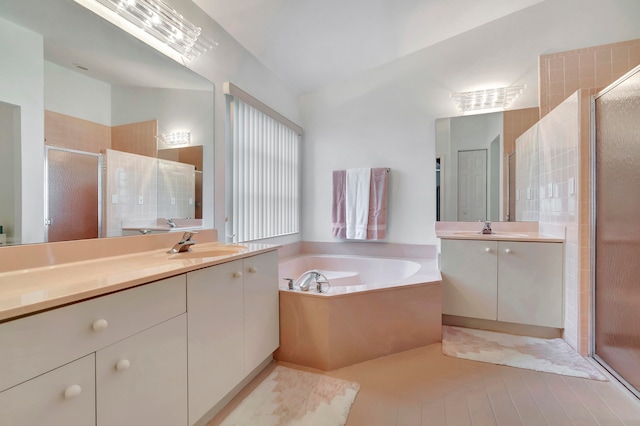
220,366,360,426
442,326,608,381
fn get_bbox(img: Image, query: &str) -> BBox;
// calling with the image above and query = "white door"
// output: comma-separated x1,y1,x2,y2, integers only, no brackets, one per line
458,149,487,221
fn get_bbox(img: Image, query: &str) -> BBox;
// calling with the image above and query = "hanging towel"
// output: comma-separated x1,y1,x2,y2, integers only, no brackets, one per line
346,168,371,239
367,168,388,240
332,170,347,238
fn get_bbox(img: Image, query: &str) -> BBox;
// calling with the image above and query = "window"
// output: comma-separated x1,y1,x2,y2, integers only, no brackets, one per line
225,83,301,243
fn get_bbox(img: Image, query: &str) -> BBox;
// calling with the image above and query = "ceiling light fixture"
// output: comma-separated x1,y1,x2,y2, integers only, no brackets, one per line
74,0,217,63
159,131,191,146
451,85,526,115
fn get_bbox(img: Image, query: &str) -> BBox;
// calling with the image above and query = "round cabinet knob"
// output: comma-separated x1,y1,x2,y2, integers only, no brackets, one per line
505,248,512,254
92,319,108,331
233,271,243,279
248,266,257,274
116,359,130,371
64,384,82,399
485,247,491,253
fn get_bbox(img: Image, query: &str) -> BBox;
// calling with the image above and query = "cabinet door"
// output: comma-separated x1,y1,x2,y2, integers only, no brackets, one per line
0,354,95,426
441,239,498,320
187,260,244,424
244,251,280,373
96,314,187,426
498,242,564,327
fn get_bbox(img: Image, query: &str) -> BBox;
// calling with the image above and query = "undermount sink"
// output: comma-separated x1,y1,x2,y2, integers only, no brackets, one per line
167,247,247,259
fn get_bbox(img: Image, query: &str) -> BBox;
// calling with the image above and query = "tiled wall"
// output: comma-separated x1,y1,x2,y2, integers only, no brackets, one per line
515,92,581,352
157,159,195,220
103,149,158,237
44,110,111,153
539,39,640,118
111,120,158,158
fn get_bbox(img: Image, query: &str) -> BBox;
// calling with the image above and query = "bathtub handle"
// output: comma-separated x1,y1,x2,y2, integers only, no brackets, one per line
283,278,294,290
316,280,330,293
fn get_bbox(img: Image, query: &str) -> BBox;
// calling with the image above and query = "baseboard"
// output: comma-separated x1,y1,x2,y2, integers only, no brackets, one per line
443,315,563,339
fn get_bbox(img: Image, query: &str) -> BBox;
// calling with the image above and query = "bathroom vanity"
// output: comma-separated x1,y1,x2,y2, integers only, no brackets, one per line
0,231,279,426
437,225,564,329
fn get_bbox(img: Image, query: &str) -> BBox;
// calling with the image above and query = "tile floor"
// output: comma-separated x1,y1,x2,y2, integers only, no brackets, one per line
209,343,640,426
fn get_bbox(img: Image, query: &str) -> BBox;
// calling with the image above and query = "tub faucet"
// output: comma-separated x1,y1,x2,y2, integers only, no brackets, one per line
481,221,492,234
294,270,329,292
167,218,177,228
169,231,197,253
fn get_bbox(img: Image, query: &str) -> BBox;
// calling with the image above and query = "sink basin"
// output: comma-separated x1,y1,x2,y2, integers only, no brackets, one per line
167,247,246,259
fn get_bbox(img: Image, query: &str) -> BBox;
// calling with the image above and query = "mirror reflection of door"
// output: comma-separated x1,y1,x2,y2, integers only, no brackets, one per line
458,149,487,221
46,147,101,242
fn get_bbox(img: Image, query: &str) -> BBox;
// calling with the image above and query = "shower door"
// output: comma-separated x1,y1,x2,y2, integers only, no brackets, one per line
45,146,102,242
594,65,640,397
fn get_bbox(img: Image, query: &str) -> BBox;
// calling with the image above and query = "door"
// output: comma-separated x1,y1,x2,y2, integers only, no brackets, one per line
46,146,101,242
458,149,487,221
594,66,640,397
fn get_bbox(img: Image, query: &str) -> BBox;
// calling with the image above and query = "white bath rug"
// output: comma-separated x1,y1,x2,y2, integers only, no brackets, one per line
442,326,608,381
220,366,360,426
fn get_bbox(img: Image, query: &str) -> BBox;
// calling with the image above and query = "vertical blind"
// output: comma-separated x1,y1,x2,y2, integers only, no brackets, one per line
230,98,300,242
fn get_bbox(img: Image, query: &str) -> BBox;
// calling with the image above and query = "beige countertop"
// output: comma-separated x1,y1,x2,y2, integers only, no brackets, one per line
0,236,278,322
436,230,564,243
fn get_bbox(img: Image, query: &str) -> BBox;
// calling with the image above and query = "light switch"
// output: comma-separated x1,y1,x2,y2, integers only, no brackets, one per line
138,196,144,205
188,198,193,205
568,177,575,195
547,183,553,198
526,188,531,200
171,197,176,205
111,194,118,204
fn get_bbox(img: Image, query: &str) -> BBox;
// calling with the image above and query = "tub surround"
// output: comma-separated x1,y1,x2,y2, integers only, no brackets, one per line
0,229,277,321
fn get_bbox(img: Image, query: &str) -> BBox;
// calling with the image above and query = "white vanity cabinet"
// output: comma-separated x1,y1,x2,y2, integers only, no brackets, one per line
0,354,95,426
187,250,279,424
0,275,187,426
441,239,564,327
96,314,188,426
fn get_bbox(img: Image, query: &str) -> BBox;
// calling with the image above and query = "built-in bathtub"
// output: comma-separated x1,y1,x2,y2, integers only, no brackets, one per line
274,254,442,370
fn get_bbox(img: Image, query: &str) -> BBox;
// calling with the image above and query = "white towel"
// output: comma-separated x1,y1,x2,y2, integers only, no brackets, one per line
345,168,371,239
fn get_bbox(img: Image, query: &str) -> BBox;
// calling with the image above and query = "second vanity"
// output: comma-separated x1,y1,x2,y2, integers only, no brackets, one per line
0,230,279,426
436,223,565,329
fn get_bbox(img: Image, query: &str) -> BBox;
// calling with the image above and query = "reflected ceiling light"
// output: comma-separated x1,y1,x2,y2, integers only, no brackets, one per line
451,85,526,115
159,131,191,146
74,0,217,63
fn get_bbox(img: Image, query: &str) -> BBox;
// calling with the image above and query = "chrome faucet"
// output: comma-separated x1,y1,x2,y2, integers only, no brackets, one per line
481,221,492,234
167,218,177,228
168,231,197,253
292,270,330,292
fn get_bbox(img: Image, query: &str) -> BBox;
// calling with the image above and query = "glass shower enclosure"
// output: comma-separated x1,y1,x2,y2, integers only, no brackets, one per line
593,64,640,398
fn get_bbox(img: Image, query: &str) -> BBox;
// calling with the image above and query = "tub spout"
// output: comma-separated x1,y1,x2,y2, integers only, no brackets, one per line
294,270,329,292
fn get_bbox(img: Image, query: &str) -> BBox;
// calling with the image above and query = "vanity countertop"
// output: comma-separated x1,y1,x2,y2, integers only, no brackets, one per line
436,230,564,243
0,234,278,322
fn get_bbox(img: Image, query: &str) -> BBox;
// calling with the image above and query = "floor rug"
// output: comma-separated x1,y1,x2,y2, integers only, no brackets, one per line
220,366,360,426
442,326,608,381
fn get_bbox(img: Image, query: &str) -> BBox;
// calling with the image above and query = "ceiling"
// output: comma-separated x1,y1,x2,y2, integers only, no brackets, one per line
194,0,640,100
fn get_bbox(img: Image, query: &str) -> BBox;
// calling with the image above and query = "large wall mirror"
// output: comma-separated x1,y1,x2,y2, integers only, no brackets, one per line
436,111,527,222
0,0,214,245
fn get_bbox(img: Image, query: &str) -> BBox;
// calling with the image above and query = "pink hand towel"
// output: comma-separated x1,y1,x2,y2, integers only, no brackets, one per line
367,168,388,240
332,170,346,238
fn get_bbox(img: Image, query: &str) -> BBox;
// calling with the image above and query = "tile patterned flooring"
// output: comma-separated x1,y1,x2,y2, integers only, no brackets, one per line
209,343,640,426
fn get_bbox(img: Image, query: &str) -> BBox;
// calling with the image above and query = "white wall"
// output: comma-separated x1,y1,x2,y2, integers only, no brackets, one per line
0,16,44,244
44,61,111,125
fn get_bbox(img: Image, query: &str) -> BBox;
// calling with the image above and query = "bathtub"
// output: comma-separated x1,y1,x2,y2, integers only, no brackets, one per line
275,254,442,370
278,254,441,295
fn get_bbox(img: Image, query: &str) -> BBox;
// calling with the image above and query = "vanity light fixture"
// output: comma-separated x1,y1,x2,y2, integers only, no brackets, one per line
73,0,217,63
159,131,191,146
451,85,526,115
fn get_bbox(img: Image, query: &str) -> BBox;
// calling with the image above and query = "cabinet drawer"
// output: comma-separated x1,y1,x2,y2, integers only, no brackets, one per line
0,274,186,392
0,354,95,426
